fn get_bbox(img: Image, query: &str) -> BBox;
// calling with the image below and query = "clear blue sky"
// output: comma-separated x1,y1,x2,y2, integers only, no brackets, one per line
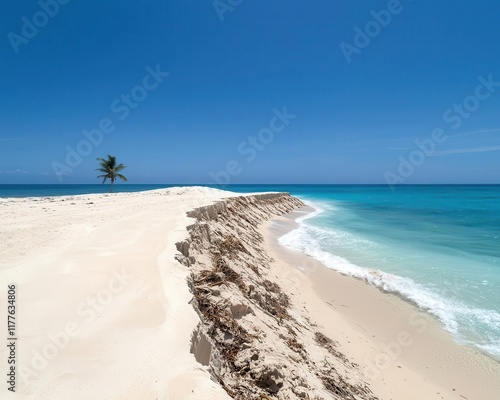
1,0,500,184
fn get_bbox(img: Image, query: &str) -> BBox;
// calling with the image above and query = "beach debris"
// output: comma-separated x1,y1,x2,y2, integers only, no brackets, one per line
178,193,379,399
218,234,250,258
314,332,352,367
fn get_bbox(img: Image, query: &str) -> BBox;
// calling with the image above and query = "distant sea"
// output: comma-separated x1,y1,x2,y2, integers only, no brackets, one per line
2,184,500,360
0,184,184,198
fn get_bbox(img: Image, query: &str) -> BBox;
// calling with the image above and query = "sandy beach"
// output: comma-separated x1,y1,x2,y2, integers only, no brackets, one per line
1,187,235,400
263,209,500,400
1,188,499,399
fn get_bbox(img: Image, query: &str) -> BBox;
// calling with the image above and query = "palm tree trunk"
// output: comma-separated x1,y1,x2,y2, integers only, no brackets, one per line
110,179,114,193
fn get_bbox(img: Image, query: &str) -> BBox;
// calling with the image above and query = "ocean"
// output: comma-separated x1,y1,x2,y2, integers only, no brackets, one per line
2,184,499,360
276,185,500,361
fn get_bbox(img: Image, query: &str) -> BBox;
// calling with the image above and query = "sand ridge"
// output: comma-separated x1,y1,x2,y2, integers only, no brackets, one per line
176,193,380,399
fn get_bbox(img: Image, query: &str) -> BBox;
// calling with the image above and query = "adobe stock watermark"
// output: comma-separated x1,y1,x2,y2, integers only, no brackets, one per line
384,74,500,189
209,107,296,187
19,269,131,386
51,64,169,182
363,311,430,382
340,0,410,64
7,0,72,54
213,0,243,21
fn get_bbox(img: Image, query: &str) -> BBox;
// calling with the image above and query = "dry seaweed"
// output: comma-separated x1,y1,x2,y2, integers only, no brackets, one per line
286,336,306,359
318,373,378,400
192,286,250,364
247,262,261,276
218,234,250,258
253,291,290,320
315,331,352,367
181,194,380,400
213,256,247,292
194,269,224,286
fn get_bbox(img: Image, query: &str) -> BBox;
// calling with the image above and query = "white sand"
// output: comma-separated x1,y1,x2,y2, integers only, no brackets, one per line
0,187,234,400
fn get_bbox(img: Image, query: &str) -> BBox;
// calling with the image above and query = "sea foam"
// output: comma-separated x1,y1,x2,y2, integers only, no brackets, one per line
279,203,500,360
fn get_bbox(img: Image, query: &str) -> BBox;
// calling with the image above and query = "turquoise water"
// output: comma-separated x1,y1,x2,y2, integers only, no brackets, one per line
275,185,500,360
2,184,499,359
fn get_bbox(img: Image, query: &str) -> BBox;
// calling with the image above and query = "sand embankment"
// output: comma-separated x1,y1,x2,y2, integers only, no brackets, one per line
177,193,500,400
177,192,379,399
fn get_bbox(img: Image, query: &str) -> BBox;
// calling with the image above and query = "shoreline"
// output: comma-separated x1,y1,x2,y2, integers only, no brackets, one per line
178,192,382,399
2,187,499,399
263,206,500,399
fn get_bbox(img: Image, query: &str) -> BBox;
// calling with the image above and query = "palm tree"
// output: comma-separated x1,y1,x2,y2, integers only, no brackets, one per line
96,155,127,192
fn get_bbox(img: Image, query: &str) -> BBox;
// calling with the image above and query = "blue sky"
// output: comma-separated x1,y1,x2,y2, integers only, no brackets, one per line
1,0,499,184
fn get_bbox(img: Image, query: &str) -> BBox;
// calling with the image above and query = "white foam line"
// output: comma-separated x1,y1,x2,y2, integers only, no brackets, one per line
278,215,500,359
295,199,324,223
